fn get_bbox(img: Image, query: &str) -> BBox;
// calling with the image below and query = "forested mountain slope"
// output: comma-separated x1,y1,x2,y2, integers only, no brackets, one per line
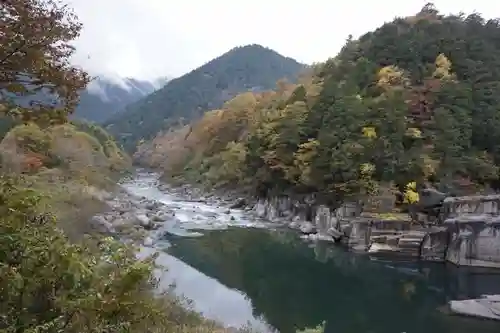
1,1,252,331
104,44,305,151
137,4,500,205
72,76,168,123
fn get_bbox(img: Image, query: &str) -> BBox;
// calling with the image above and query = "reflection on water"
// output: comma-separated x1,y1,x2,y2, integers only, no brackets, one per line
137,246,272,332
123,172,500,333
166,228,500,333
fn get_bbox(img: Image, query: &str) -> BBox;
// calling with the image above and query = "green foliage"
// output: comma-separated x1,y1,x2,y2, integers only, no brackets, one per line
0,2,243,331
0,116,18,141
204,141,248,187
104,44,305,152
71,120,131,171
0,121,131,181
141,4,500,205
0,176,231,332
10,123,53,154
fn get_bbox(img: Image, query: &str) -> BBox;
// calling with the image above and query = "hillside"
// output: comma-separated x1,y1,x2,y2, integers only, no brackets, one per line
1,1,295,332
104,44,305,151
137,4,500,206
72,76,169,123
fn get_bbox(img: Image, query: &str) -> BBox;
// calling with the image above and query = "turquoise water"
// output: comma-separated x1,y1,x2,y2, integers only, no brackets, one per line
165,227,500,333
124,172,500,333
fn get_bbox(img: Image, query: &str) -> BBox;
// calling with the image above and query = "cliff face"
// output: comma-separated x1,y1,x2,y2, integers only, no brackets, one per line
249,193,500,269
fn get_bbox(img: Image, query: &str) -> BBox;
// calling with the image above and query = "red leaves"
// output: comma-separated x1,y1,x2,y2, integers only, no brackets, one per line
21,151,45,172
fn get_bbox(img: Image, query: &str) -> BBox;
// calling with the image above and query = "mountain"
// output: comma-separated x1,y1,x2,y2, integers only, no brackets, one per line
137,4,500,201
104,44,305,151
72,76,169,123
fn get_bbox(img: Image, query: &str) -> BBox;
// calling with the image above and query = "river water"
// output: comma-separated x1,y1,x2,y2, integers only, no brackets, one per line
122,171,500,333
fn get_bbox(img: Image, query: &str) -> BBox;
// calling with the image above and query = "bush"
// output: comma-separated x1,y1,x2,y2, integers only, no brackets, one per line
0,175,229,333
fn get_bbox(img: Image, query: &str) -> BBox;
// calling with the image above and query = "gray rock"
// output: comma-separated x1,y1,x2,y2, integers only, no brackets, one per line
143,236,154,247
230,198,247,209
136,214,152,228
205,212,218,219
90,215,116,234
299,221,315,234
449,295,500,321
145,201,162,210
151,214,166,222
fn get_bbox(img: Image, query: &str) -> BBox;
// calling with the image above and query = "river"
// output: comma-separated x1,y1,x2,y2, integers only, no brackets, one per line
121,170,500,333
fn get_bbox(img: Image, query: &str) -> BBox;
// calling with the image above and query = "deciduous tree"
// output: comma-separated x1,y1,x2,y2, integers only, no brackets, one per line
0,0,89,123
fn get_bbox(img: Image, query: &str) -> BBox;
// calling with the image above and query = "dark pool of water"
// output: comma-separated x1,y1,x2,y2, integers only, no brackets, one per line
165,227,500,333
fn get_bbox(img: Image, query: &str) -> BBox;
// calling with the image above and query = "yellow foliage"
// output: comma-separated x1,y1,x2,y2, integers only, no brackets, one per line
435,53,451,71
405,127,422,138
433,53,456,81
360,163,375,175
377,65,408,89
403,181,419,204
362,126,377,139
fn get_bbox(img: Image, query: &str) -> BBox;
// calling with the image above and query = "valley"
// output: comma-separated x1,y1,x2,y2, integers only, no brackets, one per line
98,170,500,333
2,1,500,333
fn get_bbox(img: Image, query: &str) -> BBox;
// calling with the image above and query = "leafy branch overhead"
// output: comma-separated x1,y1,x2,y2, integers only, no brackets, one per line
0,0,89,123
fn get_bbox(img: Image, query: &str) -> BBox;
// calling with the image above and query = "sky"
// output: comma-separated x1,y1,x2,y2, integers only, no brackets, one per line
66,0,499,81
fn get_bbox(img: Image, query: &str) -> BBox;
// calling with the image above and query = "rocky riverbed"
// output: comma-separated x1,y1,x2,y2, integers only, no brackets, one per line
89,169,278,248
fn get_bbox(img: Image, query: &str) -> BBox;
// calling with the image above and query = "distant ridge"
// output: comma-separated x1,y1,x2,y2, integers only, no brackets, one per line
72,76,170,123
104,44,305,151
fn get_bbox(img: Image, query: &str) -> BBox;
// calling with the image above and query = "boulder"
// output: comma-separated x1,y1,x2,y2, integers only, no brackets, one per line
449,295,500,321
230,198,247,209
145,201,163,210
135,214,155,230
299,221,315,234
90,215,116,234
143,236,154,247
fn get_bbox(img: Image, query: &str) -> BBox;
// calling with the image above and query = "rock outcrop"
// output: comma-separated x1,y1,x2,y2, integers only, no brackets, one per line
250,193,500,269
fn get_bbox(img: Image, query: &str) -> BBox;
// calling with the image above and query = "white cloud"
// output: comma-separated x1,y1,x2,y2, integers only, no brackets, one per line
66,0,499,81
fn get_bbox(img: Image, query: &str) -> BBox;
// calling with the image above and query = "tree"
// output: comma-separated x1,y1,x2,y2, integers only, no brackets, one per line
0,176,220,333
140,4,500,207
0,0,89,123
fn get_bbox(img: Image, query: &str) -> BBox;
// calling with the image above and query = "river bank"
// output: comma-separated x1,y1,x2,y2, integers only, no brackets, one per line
84,169,500,333
90,169,274,248
157,171,500,270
